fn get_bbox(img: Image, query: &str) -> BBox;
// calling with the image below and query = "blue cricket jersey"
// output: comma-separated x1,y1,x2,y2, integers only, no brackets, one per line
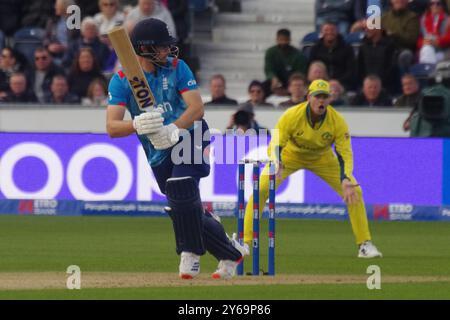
108,57,199,166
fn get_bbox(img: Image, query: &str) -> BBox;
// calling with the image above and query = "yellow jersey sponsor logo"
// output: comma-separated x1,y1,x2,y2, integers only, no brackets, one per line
321,132,333,141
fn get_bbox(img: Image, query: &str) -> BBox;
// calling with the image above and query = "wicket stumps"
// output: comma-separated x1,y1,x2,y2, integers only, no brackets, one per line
237,159,276,276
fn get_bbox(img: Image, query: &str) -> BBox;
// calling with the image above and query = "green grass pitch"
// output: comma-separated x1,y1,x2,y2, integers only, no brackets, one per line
0,215,449,299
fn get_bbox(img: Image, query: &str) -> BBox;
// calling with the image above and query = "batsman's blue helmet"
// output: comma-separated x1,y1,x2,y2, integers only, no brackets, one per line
131,18,177,53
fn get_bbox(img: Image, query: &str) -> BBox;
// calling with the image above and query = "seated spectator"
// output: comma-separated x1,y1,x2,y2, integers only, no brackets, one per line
394,74,422,130
352,0,420,71
0,47,26,95
353,0,391,23
238,80,274,114
329,78,348,106
205,74,238,106
44,0,80,65
417,0,450,64
278,73,307,108
0,72,37,103
381,0,420,71
82,78,109,106
307,60,329,84
394,74,422,107
63,17,111,71
94,0,125,35
357,24,398,94
353,0,427,21
315,0,355,34
350,75,392,106
68,47,107,99
31,47,66,103
44,74,80,103
125,0,177,38
310,21,356,89
263,29,308,97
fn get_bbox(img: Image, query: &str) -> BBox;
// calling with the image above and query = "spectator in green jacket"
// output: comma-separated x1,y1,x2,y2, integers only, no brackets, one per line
381,0,420,71
263,29,308,98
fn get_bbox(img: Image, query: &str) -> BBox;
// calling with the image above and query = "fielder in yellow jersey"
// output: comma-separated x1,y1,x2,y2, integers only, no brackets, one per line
244,79,382,258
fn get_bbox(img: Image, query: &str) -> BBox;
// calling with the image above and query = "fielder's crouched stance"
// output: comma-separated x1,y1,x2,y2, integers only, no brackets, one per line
244,79,382,259
107,18,248,279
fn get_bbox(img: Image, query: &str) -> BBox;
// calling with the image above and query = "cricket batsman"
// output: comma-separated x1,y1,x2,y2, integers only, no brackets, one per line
244,79,382,258
106,18,248,279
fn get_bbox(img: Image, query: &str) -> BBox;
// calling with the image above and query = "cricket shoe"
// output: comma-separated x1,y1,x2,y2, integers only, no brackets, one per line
211,260,239,279
211,233,250,279
179,252,200,279
358,241,383,258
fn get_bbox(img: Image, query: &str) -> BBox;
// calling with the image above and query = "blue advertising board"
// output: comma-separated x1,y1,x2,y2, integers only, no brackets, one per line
0,133,446,206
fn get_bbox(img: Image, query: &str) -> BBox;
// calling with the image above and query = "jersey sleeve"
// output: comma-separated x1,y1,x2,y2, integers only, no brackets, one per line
333,115,354,182
175,59,198,94
107,72,129,107
268,108,295,161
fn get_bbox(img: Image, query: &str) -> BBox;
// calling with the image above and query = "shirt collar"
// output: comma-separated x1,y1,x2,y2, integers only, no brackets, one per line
306,103,327,129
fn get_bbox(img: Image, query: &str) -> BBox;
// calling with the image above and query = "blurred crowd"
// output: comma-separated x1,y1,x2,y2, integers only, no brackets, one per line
1,0,448,134
0,0,190,105
210,0,450,133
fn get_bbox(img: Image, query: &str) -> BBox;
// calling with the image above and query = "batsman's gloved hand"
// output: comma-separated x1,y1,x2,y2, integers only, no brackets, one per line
148,123,180,150
133,108,164,135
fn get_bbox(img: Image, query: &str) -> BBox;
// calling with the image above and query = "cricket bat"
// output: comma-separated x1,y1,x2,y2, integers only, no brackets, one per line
108,26,155,111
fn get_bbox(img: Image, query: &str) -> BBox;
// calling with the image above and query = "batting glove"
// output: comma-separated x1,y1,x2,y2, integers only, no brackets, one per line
148,123,180,150
133,108,164,135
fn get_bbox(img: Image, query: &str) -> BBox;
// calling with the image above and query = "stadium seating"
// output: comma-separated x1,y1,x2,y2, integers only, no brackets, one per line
300,31,319,60
195,0,315,100
344,31,365,56
13,27,46,66
189,0,210,11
